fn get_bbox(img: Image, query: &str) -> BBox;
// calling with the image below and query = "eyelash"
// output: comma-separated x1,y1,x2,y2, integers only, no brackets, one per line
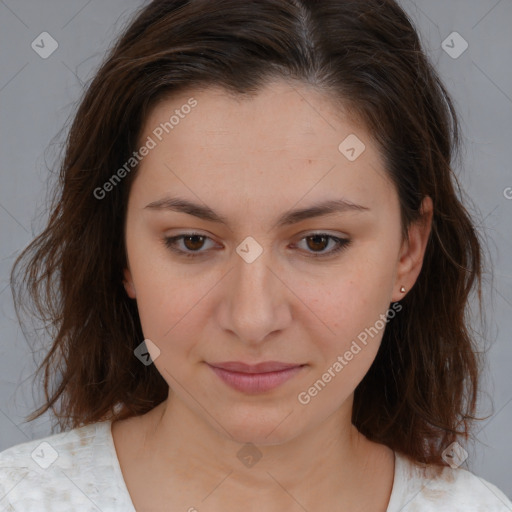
162,232,352,259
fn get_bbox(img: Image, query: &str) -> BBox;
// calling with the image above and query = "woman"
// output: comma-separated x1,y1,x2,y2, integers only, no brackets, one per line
1,0,511,510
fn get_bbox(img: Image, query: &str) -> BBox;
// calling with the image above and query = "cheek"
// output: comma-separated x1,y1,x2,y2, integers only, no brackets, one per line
300,250,397,362
296,279,394,412
320,257,394,312
134,279,206,383
128,254,222,365
135,276,199,343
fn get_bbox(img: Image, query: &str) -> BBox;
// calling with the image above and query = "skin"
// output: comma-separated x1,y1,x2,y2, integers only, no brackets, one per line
116,79,433,511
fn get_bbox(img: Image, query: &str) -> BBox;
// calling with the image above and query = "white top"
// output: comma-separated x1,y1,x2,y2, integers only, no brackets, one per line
0,420,511,511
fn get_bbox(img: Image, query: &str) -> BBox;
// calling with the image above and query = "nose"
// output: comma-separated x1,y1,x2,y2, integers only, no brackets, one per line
218,248,292,345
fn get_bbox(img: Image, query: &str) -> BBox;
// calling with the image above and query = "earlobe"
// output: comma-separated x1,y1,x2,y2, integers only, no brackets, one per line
123,268,136,298
393,196,433,301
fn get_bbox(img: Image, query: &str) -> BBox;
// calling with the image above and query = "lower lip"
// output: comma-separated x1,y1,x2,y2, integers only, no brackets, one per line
208,365,304,394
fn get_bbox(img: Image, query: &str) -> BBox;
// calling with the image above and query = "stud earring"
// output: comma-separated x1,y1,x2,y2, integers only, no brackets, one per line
400,286,406,293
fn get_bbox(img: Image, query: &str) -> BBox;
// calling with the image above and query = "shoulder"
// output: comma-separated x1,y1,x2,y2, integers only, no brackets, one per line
388,451,512,512
0,420,133,511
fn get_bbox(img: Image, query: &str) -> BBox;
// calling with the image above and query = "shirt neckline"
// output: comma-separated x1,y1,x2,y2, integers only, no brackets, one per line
101,418,405,511
102,419,138,512
386,450,407,512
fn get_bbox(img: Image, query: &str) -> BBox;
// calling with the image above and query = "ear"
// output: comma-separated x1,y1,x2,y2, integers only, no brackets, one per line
392,196,433,302
123,267,137,298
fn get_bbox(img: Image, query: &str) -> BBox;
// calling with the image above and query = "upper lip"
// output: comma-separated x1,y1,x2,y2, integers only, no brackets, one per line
208,361,303,373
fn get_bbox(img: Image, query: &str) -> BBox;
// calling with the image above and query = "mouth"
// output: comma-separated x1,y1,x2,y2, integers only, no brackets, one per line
206,361,306,394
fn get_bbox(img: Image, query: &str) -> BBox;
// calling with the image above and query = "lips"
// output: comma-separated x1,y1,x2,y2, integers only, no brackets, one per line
209,361,302,373
206,361,306,393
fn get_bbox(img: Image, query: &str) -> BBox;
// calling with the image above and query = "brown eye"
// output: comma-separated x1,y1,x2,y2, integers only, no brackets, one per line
181,235,206,251
163,233,216,257
296,233,351,258
306,234,330,252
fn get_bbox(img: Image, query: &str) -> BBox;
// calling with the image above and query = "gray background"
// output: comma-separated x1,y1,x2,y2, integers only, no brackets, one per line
1,0,511,500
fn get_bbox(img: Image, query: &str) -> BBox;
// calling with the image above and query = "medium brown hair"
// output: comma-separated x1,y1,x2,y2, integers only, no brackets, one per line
11,0,485,465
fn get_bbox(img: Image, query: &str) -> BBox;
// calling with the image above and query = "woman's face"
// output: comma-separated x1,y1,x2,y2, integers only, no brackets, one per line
123,80,431,444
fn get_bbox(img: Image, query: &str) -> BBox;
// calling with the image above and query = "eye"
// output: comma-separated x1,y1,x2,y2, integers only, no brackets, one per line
162,233,217,258
293,233,351,258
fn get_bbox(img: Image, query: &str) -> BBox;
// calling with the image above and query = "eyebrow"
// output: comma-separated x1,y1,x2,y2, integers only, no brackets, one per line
144,196,370,229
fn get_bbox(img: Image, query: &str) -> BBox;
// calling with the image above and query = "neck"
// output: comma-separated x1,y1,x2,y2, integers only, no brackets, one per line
138,394,394,510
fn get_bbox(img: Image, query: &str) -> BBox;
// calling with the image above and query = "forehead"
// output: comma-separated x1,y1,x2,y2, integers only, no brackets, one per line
143,80,364,157
132,80,396,220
